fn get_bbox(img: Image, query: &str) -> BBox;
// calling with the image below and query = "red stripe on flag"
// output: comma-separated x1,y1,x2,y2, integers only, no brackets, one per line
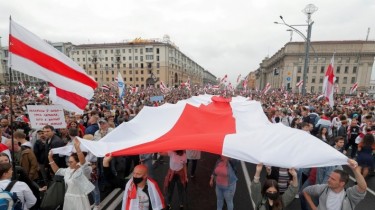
10,35,97,89
50,83,89,109
111,96,236,156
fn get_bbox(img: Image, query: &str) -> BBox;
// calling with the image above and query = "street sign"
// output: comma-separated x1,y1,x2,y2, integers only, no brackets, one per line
286,77,291,81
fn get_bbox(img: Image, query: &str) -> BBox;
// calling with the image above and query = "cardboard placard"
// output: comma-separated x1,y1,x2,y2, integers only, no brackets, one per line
27,105,67,129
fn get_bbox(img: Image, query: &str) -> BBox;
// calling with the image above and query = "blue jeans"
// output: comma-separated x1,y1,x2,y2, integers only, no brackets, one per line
91,179,100,205
215,183,236,210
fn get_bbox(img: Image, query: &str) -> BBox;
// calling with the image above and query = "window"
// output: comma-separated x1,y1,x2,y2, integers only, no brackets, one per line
111,70,114,75
111,57,114,61
136,77,139,81
311,86,315,93
312,76,316,83
77,51,79,55
129,64,132,69
141,63,144,68
319,76,323,83
83,58,85,62
88,51,91,54
306,67,309,73
342,87,346,94
298,57,303,63
130,77,133,81
95,78,98,81
337,57,342,63
111,64,114,68
336,77,340,83
297,66,302,73
157,63,160,68
88,71,92,74
313,66,317,73
112,78,114,81
123,70,126,74
336,66,340,74
353,66,357,73
321,66,325,73
146,48,153,53
99,50,102,54
129,70,132,74
135,49,138,53
123,64,126,68
129,56,132,60
343,77,347,84
146,55,154,60
344,66,349,73
140,70,144,74
157,70,160,74
122,49,125,53
157,56,160,61
313,57,318,63
124,77,126,81
94,71,97,75
135,70,138,74
105,57,108,61
346,57,350,63
156,48,160,54
140,56,143,61
135,63,138,68
83,64,86,69
351,77,355,83
105,50,108,54
77,58,80,62
319,86,322,92
123,57,126,61
111,49,113,53
141,77,144,81
129,49,132,53
135,56,138,60
140,49,143,54
297,76,301,82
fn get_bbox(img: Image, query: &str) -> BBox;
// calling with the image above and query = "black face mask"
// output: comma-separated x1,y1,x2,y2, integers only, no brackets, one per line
133,177,144,185
266,192,279,200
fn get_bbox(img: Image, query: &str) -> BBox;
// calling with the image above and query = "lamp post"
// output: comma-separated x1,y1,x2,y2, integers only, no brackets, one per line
274,4,318,95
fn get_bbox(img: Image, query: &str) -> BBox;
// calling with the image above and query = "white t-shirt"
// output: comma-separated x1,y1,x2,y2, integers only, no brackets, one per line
0,180,37,210
168,151,187,171
326,189,345,210
137,187,150,210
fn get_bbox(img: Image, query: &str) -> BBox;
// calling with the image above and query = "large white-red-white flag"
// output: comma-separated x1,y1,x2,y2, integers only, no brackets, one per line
349,82,358,94
159,81,169,93
77,95,348,168
322,55,336,108
296,80,304,88
9,20,97,113
220,74,228,84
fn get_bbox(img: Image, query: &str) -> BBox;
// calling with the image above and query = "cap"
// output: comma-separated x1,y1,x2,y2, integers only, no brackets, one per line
15,117,24,122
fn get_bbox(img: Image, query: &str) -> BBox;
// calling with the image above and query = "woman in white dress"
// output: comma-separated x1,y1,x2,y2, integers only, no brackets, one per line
48,139,94,210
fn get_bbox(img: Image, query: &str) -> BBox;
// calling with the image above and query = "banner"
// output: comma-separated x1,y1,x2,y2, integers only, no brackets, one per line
27,105,67,128
150,95,164,102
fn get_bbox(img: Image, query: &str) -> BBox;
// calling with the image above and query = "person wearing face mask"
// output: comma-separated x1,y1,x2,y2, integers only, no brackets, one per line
251,164,298,210
48,139,94,210
102,155,165,210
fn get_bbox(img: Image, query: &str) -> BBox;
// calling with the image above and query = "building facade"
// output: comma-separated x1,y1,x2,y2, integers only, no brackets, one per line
203,70,217,85
0,37,209,88
255,41,375,94
68,36,206,88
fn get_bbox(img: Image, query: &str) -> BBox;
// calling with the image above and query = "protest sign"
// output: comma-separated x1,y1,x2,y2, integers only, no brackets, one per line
27,105,67,129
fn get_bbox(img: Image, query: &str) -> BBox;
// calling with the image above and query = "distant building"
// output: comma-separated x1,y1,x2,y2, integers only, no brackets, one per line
203,70,217,85
0,37,210,88
68,36,206,88
255,41,375,94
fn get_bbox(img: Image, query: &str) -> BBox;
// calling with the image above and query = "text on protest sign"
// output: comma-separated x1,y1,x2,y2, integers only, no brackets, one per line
27,105,67,129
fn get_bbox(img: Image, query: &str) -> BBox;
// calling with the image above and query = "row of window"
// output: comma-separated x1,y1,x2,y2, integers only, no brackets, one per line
95,77,160,82
298,57,359,64
75,48,160,55
296,76,356,84
74,55,158,62
83,63,161,69
297,66,357,74
89,70,160,75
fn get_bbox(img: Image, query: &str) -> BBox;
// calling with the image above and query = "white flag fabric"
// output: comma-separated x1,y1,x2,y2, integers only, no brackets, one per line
77,95,348,168
117,72,125,99
9,20,97,113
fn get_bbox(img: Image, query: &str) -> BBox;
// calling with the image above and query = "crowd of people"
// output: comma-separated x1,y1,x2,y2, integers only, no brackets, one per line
0,83,373,210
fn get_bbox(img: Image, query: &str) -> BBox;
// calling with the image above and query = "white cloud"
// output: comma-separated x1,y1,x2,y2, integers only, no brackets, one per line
1,0,374,83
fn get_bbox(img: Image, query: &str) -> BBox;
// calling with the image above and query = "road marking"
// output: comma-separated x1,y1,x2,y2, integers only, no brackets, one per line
241,161,255,209
106,191,125,210
349,176,375,196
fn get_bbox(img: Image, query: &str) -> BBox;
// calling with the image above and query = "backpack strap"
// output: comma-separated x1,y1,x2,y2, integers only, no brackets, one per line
5,180,17,192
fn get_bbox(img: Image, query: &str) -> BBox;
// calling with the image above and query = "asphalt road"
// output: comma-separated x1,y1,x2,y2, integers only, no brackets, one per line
100,152,375,210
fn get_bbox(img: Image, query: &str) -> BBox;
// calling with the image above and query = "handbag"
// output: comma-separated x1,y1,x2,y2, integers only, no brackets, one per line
40,175,65,210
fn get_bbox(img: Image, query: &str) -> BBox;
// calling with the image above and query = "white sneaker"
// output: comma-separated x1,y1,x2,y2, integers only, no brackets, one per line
93,205,100,210
295,194,299,199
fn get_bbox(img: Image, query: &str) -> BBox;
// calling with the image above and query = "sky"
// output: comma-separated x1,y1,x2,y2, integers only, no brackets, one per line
0,0,374,83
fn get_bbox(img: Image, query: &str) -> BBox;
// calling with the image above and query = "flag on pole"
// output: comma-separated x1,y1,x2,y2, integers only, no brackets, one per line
117,72,125,100
296,80,304,88
349,82,358,94
220,74,228,84
160,81,169,93
236,74,241,83
262,83,271,94
18,80,25,89
242,76,248,89
322,55,336,108
9,19,97,113
100,85,110,91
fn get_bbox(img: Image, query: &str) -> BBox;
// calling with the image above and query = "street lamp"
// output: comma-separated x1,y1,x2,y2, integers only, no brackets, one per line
274,4,318,95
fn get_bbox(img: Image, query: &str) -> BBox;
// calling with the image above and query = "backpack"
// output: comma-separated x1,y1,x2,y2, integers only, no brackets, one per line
0,180,23,210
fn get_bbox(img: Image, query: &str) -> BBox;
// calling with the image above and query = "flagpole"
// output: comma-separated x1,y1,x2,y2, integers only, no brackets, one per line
8,16,16,179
